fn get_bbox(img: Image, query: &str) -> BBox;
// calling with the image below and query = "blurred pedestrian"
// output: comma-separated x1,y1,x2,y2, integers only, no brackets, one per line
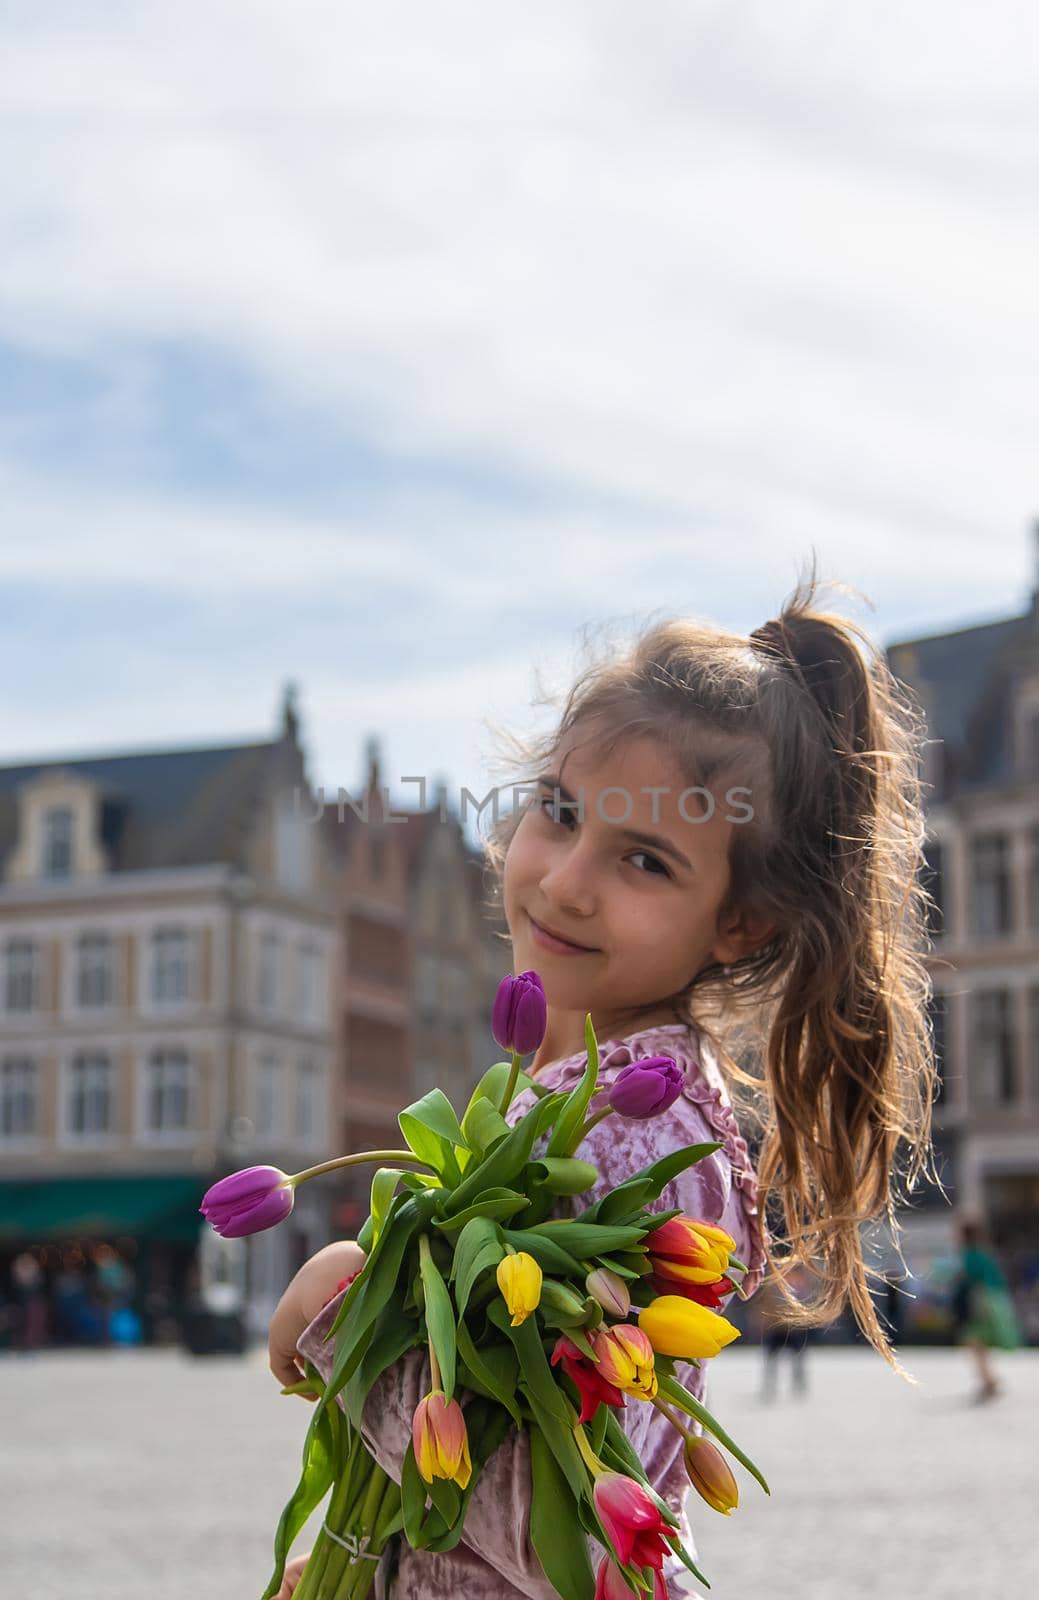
10,1250,49,1353
757,1265,811,1401
953,1218,1021,1403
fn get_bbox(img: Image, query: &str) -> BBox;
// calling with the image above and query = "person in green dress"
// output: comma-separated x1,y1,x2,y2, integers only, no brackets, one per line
955,1218,1021,1402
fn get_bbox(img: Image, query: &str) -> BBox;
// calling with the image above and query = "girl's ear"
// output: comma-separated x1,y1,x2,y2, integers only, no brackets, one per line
711,910,777,968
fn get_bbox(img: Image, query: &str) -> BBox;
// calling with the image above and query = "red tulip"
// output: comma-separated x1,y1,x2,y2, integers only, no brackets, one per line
550,1335,626,1425
646,1217,735,1287
649,1273,735,1309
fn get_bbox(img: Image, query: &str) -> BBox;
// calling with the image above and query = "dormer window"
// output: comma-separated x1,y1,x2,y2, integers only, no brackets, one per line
42,806,73,879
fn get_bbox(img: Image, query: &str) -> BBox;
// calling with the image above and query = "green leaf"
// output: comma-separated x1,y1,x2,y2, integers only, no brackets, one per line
450,1216,506,1317
401,1087,470,1150
419,1235,457,1399
399,1091,466,1187
323,1200,421,1407
442,1090,568,1215
328,1192,412,1339
502,1227,585,1278
489,1301,570,1427
370,1168,407,1247
545,1012,601,1158
461,1094,512,1158
433,1189,528,1233
530,1221,649,1256
530,1157,600,1195
260,1371,336,1600
401,1440,431,1548
467,1059,547,1112
577,1143,722,1226
528,1424,596,1600
455,1319,523,1424
657,1373,770,1495
343,1290,416,1428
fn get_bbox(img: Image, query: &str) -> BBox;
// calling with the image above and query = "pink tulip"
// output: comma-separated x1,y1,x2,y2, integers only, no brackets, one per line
595,1558,669,1598
593,1473,673,1571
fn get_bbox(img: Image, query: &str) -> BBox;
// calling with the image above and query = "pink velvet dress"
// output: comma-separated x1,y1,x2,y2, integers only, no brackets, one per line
296,1021,767,1598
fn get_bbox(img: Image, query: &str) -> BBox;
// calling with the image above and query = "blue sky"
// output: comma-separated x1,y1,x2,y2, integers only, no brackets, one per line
2,1,1038,833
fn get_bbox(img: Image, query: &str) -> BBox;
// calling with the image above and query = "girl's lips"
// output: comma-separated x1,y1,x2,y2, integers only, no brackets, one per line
528,913,599,956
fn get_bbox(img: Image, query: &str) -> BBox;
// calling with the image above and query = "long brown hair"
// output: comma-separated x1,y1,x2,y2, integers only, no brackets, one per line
478,554,939,1369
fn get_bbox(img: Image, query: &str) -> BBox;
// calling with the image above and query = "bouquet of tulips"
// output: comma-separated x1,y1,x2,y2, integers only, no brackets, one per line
200,972,768,1600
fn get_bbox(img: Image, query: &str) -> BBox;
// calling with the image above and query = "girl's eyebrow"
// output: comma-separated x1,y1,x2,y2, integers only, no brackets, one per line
536,774,695,872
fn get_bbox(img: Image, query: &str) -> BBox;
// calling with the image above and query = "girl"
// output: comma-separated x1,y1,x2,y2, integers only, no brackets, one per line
269,563,938,1598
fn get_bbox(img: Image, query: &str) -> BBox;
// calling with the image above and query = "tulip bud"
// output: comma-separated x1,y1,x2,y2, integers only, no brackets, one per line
586,1267,630,1319
683,1435,739,1515
412,1390,472,1490
199,1165,294,1238
491,970,548,1054
607,1056,683,1119
496,1250,543,1326
593,1473,673,1571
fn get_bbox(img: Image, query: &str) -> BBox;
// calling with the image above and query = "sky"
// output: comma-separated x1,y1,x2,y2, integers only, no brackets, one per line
2,1,1038,838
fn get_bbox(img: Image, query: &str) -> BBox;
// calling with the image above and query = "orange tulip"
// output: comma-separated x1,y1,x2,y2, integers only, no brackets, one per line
411,1390,472,1490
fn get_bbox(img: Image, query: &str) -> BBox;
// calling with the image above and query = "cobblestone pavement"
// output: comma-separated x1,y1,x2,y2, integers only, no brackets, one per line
4,1342,1035,1600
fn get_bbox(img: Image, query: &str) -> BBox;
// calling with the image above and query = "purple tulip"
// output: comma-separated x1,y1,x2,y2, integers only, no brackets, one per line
608,1055,684,1119
491,970,548,1055
199,1165,295,1238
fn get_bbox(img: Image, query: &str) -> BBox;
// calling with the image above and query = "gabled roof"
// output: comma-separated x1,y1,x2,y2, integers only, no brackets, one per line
0,738,280,873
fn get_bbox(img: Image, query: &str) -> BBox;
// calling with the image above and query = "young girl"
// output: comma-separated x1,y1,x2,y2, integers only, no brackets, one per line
268,565,938,1598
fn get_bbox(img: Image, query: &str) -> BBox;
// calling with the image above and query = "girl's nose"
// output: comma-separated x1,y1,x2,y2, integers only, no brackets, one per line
538,846,597,917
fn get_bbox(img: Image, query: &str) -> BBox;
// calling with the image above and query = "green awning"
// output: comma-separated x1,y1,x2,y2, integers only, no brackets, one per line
0,1175,206,1245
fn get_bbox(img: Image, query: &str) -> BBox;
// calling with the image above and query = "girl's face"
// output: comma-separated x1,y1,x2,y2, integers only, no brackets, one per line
503,729,758,1043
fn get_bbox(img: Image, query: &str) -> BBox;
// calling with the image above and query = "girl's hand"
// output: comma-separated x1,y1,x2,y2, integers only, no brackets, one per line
268,1240,367,1397
274,1551,310,1599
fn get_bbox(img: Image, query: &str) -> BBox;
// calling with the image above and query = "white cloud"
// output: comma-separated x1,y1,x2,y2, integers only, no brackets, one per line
1,1,1038,797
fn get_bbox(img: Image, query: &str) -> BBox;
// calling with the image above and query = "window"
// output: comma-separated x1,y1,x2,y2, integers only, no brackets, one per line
295,942,322,1022
444,959,467,1033
971,989,1016,1105
145,1048,192,1134
68,1052,113,1137
151,928,190,1003
370,834,387,880
970,833,1013,939
258,929,281,1010
42,806,73,878
5,939,39,1012
920,841,946,940
77,933,114,1008
1,1056,37,1138
295,1055,320,1141
255,1051,282,1139
1029,829,1039,933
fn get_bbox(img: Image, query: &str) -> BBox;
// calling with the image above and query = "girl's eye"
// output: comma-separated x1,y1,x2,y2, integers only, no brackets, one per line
536,796,671,879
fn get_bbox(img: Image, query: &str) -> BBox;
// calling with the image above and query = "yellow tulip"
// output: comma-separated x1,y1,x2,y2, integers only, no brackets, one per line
638,1295,740,1360
496,1250,543,1326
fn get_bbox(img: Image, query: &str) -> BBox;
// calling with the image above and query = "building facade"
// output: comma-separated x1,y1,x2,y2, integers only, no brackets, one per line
887,564,1039,1333
0,687,338,1341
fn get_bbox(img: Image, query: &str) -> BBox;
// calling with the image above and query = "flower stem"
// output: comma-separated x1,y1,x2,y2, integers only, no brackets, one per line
498,1049,523,1116
568,1105,614,1152
650,1395,696,1445
290,1151,438,1186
